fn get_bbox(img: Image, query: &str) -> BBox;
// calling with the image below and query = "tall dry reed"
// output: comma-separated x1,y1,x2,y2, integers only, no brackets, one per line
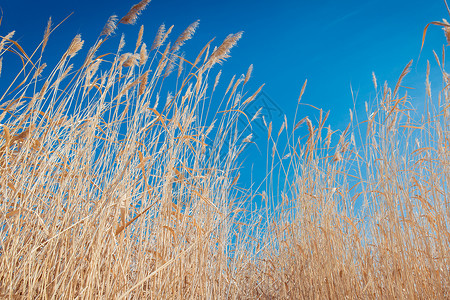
0,1,449,299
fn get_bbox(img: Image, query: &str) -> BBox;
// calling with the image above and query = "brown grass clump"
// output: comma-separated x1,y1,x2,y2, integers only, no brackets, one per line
0,1,450,299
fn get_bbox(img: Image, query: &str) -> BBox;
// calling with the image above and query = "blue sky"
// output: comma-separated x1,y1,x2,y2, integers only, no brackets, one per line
1,0,449,190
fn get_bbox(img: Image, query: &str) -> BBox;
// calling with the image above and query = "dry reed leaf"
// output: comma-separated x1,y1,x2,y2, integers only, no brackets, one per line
191,190,219,212
101,15,118,36
231,172,240,186
420,21,450,57
119,0,151,25
0,57,2,77
341,215,358,233
399,124,424,130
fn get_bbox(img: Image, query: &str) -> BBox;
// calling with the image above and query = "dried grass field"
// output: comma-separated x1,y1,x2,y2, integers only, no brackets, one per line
0,0,449,298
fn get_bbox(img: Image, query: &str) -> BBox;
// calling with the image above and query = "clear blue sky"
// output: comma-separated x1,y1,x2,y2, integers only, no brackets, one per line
1,0,448,189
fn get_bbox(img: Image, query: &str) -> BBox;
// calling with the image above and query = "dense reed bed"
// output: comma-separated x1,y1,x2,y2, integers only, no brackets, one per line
0,1,449,298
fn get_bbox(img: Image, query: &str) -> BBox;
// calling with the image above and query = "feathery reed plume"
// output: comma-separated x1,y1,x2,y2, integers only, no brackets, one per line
225,75,236,96
213,70,221,92
325,124,333,148
136,25,144,51
0,31,15,52
156,43,170,77
206,31,243,68
65,34,84,58
161,25,174,47
251,107,262,122
123,53,140,67
55,64,73,84
443,19,450,44
101,15,118,36
33,63,47,79
171,20,199,53
163,54,177,78
305,116,313,136
139,42,148,65
151,24,166,51
298,79,307,103
393,59,412,97
119,0,151,25
244,64,253,85
139,71,149,95
277,121,285,137
118,33,126,52
242,83,264,105
42,17,52,53
177,54,184,78
267,121,272,141
38,80,49,99
372,71,377,90
192,38,214,68
119,52,131,65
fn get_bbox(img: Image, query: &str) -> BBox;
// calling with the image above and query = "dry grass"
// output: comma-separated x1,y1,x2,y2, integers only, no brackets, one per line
0,1,449,299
